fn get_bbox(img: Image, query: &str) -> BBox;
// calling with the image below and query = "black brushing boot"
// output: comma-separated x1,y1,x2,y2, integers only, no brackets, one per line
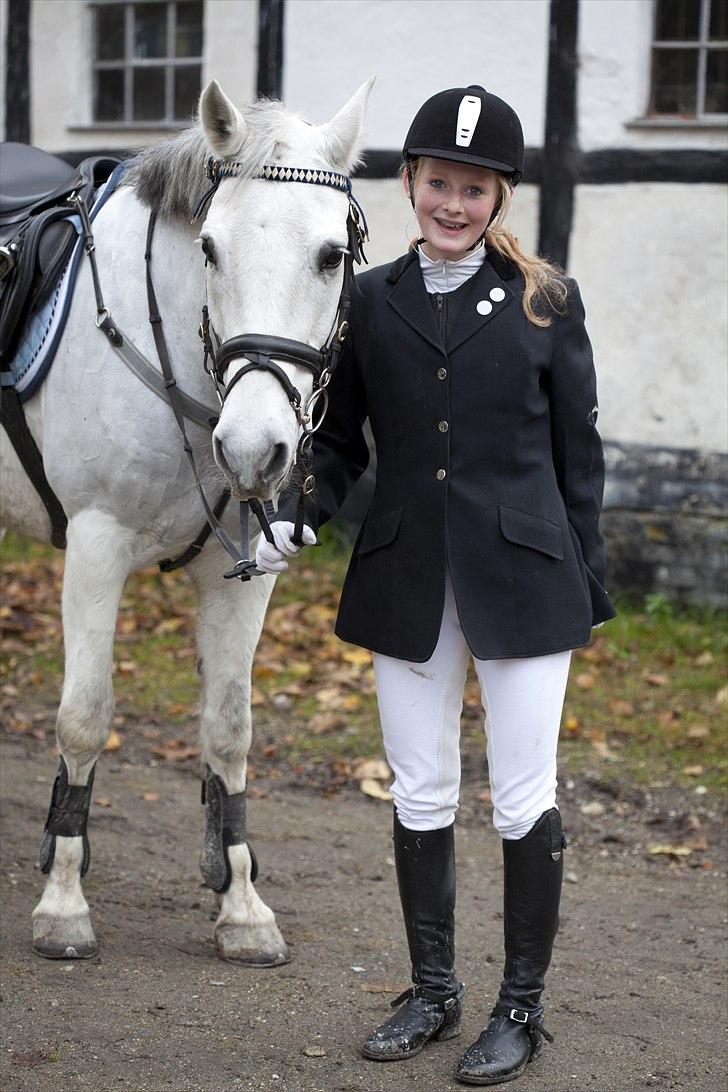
456,807,566,1086
361,810,465,1061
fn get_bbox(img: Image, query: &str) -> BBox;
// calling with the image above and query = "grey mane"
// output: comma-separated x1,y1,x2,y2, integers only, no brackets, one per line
123,100,299,221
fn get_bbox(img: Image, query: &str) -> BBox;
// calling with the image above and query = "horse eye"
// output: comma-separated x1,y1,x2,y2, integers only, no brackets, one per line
200,237,217,266
318,244,345,272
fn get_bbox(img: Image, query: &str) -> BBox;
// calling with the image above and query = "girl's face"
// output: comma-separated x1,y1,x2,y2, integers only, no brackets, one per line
405,157,499,262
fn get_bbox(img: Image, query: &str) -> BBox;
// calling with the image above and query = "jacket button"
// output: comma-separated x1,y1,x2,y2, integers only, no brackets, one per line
437,367,447,379
436,469,446,480
438,420,449,432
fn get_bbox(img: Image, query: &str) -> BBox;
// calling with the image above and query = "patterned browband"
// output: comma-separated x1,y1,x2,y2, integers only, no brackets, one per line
205,156,353,194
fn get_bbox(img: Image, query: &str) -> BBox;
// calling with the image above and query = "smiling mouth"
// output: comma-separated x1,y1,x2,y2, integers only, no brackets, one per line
434,217,468,232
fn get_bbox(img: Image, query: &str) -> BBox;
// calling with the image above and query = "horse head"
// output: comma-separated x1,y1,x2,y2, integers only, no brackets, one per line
196,79,373,502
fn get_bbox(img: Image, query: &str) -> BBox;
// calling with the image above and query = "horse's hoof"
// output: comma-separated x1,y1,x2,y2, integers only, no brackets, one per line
32,914,97,960
214,922,290,967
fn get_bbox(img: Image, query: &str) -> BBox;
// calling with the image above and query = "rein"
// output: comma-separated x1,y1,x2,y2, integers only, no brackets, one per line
83,156,367,581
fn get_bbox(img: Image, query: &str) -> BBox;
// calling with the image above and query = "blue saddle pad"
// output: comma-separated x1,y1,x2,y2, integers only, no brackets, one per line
4,161,128,403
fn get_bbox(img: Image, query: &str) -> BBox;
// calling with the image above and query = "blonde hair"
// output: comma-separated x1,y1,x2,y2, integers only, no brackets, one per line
405,159,567,327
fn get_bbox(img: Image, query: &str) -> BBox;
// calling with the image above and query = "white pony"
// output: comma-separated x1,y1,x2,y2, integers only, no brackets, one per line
0,78,372,965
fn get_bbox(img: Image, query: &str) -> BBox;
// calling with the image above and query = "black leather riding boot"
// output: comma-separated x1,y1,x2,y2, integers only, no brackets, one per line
456,808,565,1086
361,809,464,1061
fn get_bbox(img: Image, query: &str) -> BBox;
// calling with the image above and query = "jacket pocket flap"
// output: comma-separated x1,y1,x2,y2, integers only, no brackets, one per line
358,507,403,555
499,504,563,560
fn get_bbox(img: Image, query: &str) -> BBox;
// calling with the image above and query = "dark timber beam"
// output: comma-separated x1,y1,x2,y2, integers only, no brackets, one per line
539,0,580,269
257,0,285,100
4,0,31,143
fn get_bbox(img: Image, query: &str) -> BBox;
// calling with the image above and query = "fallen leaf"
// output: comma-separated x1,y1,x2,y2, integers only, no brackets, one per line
564,715,581,736
314,686,343,707
143,792,160,801
96,798,112,808
694,650,714,666
308,713,346,735
590,733,617,761
715,685,728,707
352,758,391,781
342,648,372,666
644,672,670,687
579,801,606,817
151,739,200,762
609,699,635,717
360,778,392,801
682,765,704,776
153,617,186,635
687,724,709,739
117,660,138,675
104,730,122,752
477,789,491,803
648,843,692,859
341,693,362,710
574,672,597,690
302,1046,326,1058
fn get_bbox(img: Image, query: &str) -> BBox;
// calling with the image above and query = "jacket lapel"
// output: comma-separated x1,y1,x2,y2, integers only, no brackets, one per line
386,252,447,357
385,247,519,358
444,252,517,355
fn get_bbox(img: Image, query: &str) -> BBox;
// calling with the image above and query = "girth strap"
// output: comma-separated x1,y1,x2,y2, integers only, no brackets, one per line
0,386,67,548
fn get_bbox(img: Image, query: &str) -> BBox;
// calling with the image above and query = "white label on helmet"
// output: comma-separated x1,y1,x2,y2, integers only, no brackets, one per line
456,95,482,148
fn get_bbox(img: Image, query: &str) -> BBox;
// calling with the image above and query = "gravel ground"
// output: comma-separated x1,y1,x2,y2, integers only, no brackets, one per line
1,730,726,1092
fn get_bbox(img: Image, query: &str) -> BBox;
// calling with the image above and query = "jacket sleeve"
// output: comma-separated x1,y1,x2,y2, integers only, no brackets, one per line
548,278,615,621
277,296,370,531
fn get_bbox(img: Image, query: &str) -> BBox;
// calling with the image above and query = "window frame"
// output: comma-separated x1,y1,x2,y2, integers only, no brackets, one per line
88,0,203,128
647,0,727,123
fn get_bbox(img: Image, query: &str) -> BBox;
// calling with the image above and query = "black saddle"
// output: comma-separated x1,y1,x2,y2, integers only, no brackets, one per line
0,142,81,224
0,142,122,552
0,142,121,367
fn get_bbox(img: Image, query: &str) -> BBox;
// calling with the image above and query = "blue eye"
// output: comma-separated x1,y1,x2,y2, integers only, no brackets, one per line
465,187,484,197
429,179,445,188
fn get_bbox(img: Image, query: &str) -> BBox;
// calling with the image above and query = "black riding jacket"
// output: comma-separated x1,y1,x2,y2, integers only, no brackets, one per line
283,245,617,662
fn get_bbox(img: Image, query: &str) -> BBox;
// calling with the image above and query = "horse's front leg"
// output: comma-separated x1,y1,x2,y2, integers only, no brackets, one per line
190,543,289,966
32,510,133,958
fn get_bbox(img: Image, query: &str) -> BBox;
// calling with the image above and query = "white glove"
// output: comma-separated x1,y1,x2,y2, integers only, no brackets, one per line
255,520,317,573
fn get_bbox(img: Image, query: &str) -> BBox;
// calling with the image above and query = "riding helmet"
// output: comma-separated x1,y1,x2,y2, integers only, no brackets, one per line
403,85,524,185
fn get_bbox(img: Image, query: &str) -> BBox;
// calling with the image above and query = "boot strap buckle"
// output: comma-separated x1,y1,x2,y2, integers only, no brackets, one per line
443,996,456,1011
509,1008,529,1024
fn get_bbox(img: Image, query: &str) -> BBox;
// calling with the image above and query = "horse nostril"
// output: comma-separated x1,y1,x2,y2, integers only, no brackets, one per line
263,442,289,482
212,434,232,478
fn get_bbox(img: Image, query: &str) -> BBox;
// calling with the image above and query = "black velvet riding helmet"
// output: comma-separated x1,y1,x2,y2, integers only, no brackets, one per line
403,85,525,185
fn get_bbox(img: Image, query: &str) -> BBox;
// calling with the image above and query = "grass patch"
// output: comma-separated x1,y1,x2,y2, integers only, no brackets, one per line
2,531,725,791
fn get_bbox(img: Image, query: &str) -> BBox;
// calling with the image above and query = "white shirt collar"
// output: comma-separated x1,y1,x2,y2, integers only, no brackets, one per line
417,241,486,294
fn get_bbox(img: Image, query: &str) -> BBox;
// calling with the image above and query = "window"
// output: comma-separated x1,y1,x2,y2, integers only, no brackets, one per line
91,1,203,125
649,0,727,119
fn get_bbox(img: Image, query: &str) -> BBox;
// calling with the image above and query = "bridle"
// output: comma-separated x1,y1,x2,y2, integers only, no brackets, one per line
143,155,369,580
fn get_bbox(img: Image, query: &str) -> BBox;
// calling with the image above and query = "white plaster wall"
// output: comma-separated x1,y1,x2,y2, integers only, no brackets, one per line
578,0,728,151
570,183,728,452
28,0,257,152
0,0,7,142
356,178,539,268
284,0,549,152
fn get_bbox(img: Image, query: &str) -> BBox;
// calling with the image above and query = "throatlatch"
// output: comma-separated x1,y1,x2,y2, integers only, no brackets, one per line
199,764,258,894
38,756,96,877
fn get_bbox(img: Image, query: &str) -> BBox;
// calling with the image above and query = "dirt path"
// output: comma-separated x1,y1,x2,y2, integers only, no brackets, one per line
1,731,726,1092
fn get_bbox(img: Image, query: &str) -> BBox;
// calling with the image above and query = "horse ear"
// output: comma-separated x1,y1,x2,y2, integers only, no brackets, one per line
318,77,375,173
199,80,247,157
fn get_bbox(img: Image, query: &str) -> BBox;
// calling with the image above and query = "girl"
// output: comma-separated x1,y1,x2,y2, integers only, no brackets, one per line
256,85,616,1087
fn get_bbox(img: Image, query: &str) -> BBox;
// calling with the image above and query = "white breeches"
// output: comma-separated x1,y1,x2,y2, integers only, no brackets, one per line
373,571,572,839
